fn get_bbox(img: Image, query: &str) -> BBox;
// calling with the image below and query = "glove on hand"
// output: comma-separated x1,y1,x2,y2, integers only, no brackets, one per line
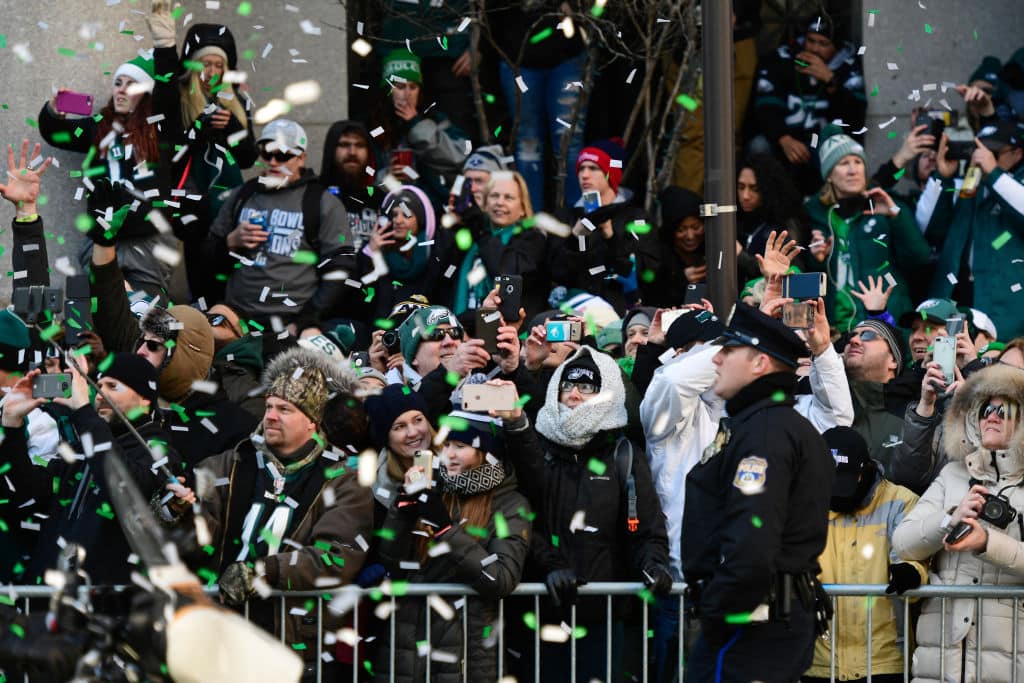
885,562,922,595
642,564,674,598
148,0,178,48
416,489,452,530
545,568,585,607
218,562,256,606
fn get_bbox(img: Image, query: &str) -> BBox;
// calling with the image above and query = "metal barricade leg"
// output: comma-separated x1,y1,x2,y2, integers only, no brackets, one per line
642,598,649,682
280,595,286,644
830,595,837,683
939,597,946,683
353,592,360,683
678,592,685,680
317,597,323,683
1013,597,1019,683
867,595,873,683
570,603,577,683
424,595,431,683
976,597,982,683
462,597,468,683
389,595,397,683
534,595,540,683
903,597,910,683
607,595,613,683
498,598,504,679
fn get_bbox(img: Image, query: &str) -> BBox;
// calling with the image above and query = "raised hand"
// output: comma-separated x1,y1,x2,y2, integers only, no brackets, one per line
0,139,52,213
850,275,896,312
756,229,800,277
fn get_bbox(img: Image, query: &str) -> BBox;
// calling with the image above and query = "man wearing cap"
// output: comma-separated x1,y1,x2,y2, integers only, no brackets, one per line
804,426,926,682
900,298,963,366
1,354,180,584
460,144,508,208
165,346,372,676
205,117,352,332
929,119,1024,338
751,13,866,194
682,302,832,682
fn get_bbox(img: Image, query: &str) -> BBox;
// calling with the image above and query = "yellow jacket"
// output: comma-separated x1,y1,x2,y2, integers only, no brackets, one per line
806,478,929,680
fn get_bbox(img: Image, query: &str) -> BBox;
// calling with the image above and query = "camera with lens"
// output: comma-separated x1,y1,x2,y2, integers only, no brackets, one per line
382,329,401,355
979,492,1018,529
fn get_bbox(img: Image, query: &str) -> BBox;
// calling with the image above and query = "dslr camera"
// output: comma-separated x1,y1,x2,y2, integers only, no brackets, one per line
978,492,1017,529
381,329,402,355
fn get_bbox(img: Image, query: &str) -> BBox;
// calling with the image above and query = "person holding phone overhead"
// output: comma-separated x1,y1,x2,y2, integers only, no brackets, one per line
804,124,932,332
894,363,1024,682
368,49,469,208
375,411,531,681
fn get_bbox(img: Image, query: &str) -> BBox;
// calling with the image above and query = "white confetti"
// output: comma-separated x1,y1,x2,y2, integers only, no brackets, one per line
516,76,528,93
1012,283,1022,293
886,62,898,71
351,39,372,57
626,68,637,84
884,272,897,288
370,126,385,138
457,17,471,32
429,594,455,620
299,20,322,36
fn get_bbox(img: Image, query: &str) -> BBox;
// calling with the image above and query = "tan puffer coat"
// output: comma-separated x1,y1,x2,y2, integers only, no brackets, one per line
893,364,1024,683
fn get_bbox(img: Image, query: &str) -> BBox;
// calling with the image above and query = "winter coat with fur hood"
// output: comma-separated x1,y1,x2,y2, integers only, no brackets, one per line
893,364,1024,683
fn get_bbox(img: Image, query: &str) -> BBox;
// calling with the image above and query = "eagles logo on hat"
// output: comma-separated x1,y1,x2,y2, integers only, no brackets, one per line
565,367,595,383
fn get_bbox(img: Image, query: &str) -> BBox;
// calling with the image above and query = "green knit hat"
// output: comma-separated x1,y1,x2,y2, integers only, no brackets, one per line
818,124,866,180
113,54,156,90
0,310,32,372
381,49,422,87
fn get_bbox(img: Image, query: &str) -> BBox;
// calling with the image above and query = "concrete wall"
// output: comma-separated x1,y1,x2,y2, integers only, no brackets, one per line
0,0,347,305
860,0,1024,174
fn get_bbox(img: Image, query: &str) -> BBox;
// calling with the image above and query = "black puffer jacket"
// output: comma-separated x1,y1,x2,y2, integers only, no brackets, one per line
376,471,531,682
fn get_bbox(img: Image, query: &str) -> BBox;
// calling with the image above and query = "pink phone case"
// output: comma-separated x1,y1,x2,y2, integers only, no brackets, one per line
55,91,94,116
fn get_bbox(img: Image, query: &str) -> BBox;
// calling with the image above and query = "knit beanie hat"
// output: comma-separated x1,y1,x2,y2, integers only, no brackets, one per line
576,138,626,192
181,23,238,70
139,305,215,402
381,49,422,86
364,384,429,449
563,353,602,391
854,319,907,375
443,410,503,458
818,124,866,180
113,54,156,91
463,145,507,174
382,185,436,241
399,306,461,365
969,55,1003,87
658,186,702,237
0,310,33,372
99,352,160,406
262,346,357,424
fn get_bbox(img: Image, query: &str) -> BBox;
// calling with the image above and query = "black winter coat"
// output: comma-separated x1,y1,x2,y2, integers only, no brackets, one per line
376,472,531,682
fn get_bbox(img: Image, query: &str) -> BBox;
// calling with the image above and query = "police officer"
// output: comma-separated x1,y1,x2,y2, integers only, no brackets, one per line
682,302,833,682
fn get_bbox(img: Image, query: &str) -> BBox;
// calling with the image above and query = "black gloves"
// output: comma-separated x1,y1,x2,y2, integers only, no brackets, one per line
545,568,585,607
643,564,674,598
417,489,452,529
885,562,922,595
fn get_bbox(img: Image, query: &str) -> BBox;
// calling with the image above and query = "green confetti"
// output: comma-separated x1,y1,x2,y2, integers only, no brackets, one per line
573,625,588,638
494,125,502,138
725,612,753,625
530,27,553,44
676,94,699,111
96,502,114,520
0,35,6,48
291,643,307,651
445,371,461,387
455,228,473,250
172,5,184,18
893,167,906,180
10,623,25,639
751,515,763,528
626,221,651,235
24,118,37,129
522,611,537,630
887,131,898,139
484,93,496,104
373,317,395,330
590,2,605,17
466,526,488,538
237,1,252,16
551,534,559,548
515,393,531,409
992,231,1013,250
587,458,607,476
770,390,786,402
292,250,318,264
441,36,448,51
364,286,375,303
875,260,890,272
794,59,810,68
494,511,509,538
924,23,933,34
57,47,76,57
870,84,879,97
375,527,396,540
439,414,470,431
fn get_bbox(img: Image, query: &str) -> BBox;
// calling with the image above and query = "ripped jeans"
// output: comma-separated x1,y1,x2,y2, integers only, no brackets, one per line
499,53,586,211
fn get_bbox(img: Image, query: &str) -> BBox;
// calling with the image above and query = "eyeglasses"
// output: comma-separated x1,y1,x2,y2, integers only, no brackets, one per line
207,314,226,327
981,402,1012,420
137,338,165,353
259,147,297,163
559,381,598,395
851,329,882,342
424,327,464,342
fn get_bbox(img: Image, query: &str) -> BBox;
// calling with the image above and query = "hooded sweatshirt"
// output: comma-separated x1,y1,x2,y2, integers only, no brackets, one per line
208,169,352,320
320,120,384,250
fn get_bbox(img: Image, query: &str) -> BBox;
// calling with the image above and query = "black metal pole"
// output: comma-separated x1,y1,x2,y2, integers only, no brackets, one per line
702,0,738,315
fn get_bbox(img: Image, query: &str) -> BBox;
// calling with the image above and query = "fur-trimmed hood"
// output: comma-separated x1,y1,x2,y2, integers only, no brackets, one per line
139,304,215,403
535,346,628,449
942,363,1024,478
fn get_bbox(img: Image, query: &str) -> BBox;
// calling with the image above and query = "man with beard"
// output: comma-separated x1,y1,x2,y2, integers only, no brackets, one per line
320,120,383,251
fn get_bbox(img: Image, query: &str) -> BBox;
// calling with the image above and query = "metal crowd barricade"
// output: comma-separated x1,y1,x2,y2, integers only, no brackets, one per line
8,582,1024,682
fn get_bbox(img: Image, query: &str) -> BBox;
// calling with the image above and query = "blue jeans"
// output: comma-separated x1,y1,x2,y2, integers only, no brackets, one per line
499,53,586,211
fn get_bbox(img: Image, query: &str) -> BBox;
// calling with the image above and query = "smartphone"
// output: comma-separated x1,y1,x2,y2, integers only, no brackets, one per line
462,383,517,412
55,90,94,116
582,190,601,214
476,308,501,354
32,373,72,399
493,274,523,323
913,111,945,150
12,285,64,324
64,274,93,348
660,309,688,333
945,316,965,337
546,320,583,343
782,300,816,330
944,521,973,545
412,450,433,482
947,140,976,162
782,272,827,300
933,335,957,384
683,283,707,306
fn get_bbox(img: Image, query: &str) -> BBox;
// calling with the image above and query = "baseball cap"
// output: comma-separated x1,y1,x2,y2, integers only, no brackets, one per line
257,119,308,155
898,298,959,328
977,120,1024,152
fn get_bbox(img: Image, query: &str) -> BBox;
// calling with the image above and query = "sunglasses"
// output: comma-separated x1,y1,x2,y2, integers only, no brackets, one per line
559,381,598,395
424,327,464,342
981,402,1012,420
851,329,882,342
259,147,297,163
137,338,166,353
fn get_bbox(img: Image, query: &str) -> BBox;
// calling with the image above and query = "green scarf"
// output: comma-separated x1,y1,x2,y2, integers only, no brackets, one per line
383,236,429,283
827,208,857,331
453,221,519,315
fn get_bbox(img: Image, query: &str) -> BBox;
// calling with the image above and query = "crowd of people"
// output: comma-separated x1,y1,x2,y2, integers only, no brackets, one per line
3,1,1024,681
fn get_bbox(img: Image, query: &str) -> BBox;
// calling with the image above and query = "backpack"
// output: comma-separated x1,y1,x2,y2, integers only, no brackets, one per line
228,177,325,254
614,436,639,533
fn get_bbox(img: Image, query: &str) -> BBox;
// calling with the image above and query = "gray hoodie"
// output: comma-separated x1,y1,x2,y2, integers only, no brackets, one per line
210,170,352,318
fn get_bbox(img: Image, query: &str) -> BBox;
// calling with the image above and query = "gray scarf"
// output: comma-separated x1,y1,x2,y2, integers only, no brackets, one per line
535,347,628,449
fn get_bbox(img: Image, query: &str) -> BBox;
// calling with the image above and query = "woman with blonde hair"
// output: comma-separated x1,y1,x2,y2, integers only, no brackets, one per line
453,170,550,316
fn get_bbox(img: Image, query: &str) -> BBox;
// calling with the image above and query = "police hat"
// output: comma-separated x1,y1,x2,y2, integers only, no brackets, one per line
717,302,807,368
